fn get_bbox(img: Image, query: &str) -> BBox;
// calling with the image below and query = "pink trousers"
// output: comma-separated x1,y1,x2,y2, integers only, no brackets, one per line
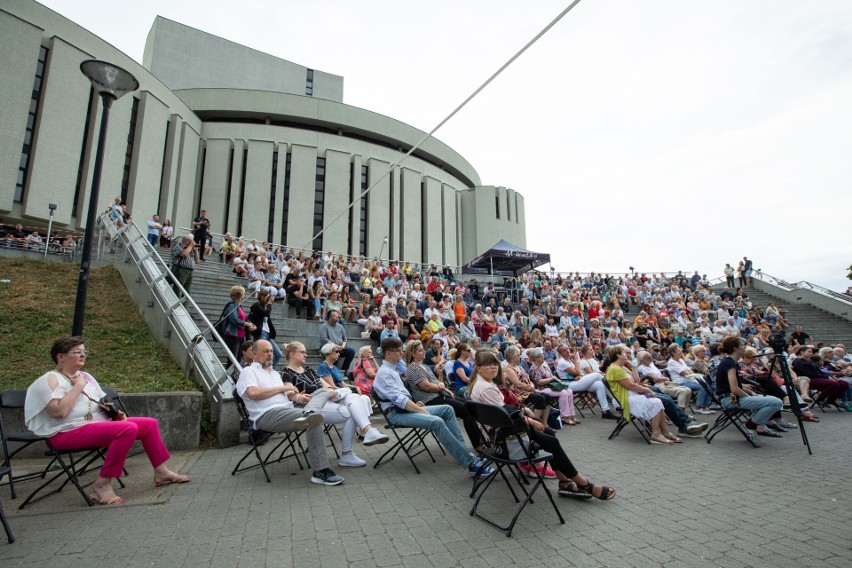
541,387,576,418
49,417,170,479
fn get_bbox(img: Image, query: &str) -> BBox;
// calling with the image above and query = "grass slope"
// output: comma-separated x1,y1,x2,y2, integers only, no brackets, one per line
0,257,198,393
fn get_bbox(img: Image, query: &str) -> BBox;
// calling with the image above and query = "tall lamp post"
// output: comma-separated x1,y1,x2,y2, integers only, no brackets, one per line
71,60,138,336
378,236,388,261
43,203,57,260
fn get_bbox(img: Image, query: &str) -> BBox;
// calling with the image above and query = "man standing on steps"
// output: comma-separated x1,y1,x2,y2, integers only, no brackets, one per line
742,256,753,286
319,310,355,372
170,234,196,294
192,210,210,262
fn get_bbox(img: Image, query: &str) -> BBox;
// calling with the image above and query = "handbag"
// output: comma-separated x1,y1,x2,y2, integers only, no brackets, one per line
546,379,571,392
81,391,122,420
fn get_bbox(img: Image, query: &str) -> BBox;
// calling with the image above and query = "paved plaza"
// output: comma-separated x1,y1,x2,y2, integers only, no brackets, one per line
1,408,849,568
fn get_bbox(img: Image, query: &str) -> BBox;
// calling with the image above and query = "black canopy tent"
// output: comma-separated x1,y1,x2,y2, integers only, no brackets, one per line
461,239,551,278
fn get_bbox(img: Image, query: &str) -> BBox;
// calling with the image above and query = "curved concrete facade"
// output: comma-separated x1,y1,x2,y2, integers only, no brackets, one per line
0,0,526,267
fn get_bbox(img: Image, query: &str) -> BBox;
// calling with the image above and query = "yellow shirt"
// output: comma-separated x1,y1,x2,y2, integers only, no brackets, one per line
605,365,632,422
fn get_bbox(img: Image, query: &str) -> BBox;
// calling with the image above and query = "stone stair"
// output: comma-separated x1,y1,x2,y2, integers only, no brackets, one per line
152,250,373,368
713,285,852,346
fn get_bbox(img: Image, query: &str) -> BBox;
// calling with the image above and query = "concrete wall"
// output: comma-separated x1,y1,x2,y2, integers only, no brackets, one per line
3,391,202,458
144,16,344,102
753,279,852,323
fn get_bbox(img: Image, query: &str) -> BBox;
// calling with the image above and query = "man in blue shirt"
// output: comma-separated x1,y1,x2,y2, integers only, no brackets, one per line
373,338,494,478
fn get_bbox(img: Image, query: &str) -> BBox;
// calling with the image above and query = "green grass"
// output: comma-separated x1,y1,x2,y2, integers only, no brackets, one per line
0,257,200,393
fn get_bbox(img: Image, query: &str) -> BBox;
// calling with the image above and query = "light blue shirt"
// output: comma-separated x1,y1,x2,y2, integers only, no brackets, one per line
374,361,410,412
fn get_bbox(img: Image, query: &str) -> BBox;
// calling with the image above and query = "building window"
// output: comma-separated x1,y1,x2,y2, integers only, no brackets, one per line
280,151,292,245
312,156,325,251
306,68,314,96
157,119,171,215
359,165,368,257
268,149,278,242
506,192,511,221
223,146,233,230
15,45,49,203
72,86,95,217
348,161,355,256
121,97,140,203
495,193,500,219
421,180,427,263
237,147,248,236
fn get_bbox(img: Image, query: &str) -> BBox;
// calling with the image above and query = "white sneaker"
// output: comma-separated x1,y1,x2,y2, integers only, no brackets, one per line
339,452,367,467
362,427,389,446
294,410,323,430
695,408,715,415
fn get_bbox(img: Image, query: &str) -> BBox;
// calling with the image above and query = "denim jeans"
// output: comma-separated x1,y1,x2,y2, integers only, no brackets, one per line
721,395,782,425
651,389,689,429
387,404,473,470
673,377,710,407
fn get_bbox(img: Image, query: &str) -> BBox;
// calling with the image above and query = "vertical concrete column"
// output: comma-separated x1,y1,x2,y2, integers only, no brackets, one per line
241,139,274,239
271,143,288,246
400,167,421,263
286,144,317,249
422,176,441,265
322,148,351,254
199,139,231,234
23,38,90,225
170,122,200,231
226,139,245,235
0,14,42,213
366,158,390,258
125,91,170,221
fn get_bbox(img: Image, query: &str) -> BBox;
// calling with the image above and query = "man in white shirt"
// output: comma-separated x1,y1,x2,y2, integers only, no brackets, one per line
236,340,344,486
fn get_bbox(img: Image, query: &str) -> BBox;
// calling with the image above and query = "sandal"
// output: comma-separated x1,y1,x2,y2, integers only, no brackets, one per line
756,429,782,438
801,413,819,422
576,480,616,500
558,481,593,500
88,493,124,505
663,432,683,443
154,473,191,487
650,434,674,445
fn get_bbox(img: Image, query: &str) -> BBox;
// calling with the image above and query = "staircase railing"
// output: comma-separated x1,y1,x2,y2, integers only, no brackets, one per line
753,270,852,306
96,213,243,444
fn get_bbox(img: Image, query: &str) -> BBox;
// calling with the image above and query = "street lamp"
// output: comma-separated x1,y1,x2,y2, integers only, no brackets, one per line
43,203,57,260
72,60,138,336
550,266,555,281
629,266,635,277
378,236,388,261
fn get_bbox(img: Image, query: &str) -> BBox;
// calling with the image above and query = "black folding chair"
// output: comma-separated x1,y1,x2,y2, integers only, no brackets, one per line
371,389,444,474
230,389,309,483
464,401,564,537
695,377,759,448
572,391,598,418
0,466,13,544
602,381,651,444
0,389,126,509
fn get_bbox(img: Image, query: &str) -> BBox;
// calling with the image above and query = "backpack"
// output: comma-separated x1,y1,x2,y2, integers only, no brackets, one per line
213,302,232,337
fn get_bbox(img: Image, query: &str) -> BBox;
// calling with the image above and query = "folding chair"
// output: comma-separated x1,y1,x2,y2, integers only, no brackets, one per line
230,390,309,483
602,381,651,444
572,391,598,418
371,389,444,474
1,389,128,509
695,377,759,448
464,401,564,537
0,466,13,544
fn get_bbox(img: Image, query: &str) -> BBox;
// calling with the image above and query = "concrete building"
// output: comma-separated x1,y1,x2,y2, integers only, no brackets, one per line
0,0,526,267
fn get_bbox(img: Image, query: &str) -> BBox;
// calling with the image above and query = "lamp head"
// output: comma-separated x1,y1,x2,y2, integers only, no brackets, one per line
80,60,139,100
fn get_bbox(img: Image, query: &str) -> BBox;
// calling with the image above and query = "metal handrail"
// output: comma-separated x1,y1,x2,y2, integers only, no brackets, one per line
98,213,242,397
753,270,852,306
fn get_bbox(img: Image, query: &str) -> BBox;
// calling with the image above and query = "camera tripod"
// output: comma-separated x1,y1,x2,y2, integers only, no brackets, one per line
766,352,812,455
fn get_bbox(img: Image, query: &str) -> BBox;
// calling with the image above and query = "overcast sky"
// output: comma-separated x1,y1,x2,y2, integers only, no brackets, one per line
39,0,852,291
